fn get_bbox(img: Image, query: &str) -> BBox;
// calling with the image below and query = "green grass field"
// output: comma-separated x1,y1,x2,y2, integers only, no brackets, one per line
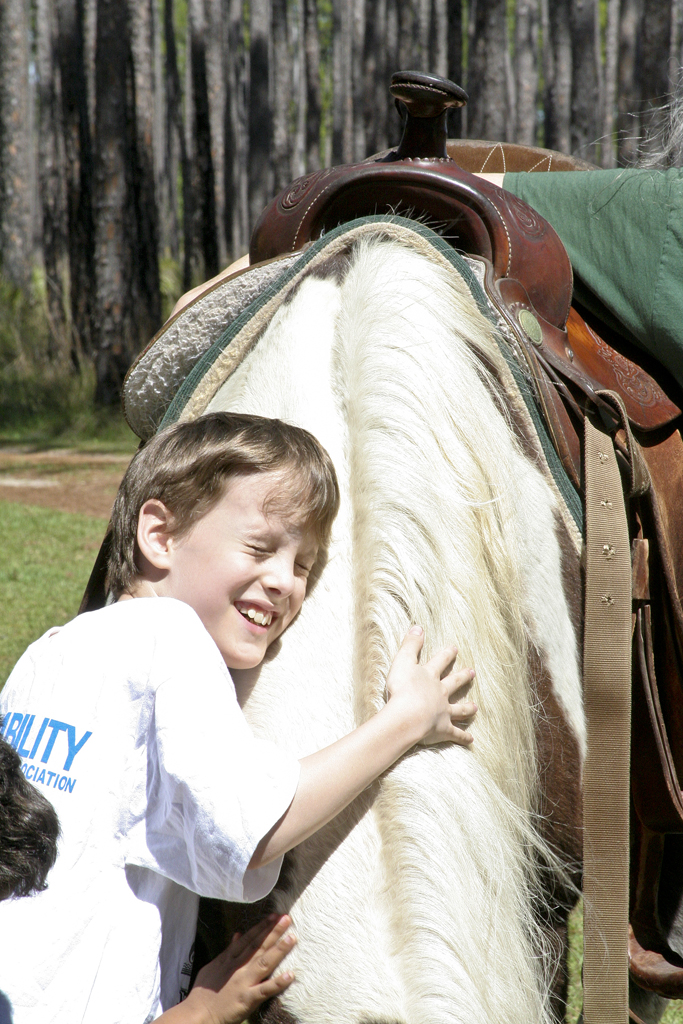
0,500,108,685
3,492,683,1022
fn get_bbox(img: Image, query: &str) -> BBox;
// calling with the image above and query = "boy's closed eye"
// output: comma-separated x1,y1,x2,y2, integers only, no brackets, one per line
248,545,272,557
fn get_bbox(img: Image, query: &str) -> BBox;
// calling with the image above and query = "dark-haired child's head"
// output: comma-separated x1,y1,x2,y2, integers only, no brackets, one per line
106,412,340,669
0,733,60,901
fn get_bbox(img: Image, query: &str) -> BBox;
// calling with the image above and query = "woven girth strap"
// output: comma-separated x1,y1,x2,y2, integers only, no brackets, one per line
582,409,632,1023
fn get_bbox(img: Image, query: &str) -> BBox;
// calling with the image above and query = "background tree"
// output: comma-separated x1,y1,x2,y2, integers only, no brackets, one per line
36,0,68,355
543,0,572,153
570,0,601,161
467,0,510,141
0,0,33,291
6,0,683,414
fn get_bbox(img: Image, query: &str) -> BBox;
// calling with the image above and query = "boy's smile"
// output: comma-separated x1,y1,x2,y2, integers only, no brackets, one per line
144,471,318,669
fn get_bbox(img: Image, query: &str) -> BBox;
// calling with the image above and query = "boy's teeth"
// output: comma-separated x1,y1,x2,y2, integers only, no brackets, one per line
243,607,272,626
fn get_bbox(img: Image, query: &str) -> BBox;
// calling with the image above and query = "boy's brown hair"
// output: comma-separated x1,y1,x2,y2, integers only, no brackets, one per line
106,412,340,598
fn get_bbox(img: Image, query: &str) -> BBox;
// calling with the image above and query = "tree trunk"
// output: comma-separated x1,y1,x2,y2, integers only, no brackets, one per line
272,0,291,191
332,0,353,163
248,0,272,228
92,0,161,405
92,0,134,404
397,0,416,73
0,0,32,289
543,0,571,153
161,0,180,261
447,0,463,137
640,0,672,158
128,0,161,338
570,0,600,160
36,0,69,355
164,0,193,285
385,0,402,146
304,0,322,170
417,0,431,69
514,0,538,146
352,0,366,161
188,0,219,280
601,0,620,167
154,0,176,262
617,0,642,165
467,0,509,141
291,0,306,179
431,0,448,78
363,0,386,156
205,0,228,266
670,0,682,94
55,0,96,363
224,0,249,258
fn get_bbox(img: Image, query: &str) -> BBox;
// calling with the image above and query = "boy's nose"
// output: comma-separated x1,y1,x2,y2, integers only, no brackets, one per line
262,559,296,596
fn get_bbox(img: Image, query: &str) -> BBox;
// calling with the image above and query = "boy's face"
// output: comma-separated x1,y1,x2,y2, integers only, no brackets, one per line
154,471,319,669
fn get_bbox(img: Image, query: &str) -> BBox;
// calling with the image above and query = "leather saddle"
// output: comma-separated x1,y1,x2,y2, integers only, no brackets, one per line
251,71,683,1000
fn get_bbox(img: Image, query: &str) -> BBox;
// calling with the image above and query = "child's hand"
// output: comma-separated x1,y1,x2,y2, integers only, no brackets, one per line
164,914,296,1024
385,626,477,747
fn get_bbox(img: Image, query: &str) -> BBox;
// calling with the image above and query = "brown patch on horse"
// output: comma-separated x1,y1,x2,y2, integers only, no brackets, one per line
528,551,582,1022
281,248,353,304
192,852,298,983
527,516,583,1021
253,998,301,1023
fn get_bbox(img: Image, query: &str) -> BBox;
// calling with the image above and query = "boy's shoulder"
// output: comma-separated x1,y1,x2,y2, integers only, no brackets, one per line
6,598,216,694
30,596,206,645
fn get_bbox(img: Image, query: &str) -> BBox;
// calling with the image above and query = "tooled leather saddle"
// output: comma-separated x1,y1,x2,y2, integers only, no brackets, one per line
250,71,683,1003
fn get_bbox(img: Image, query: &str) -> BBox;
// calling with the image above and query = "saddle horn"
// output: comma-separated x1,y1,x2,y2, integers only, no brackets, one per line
389,70,468,160
249,71,573,331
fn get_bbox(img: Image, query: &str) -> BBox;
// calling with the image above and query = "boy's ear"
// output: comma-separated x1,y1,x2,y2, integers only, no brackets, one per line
137,499,175,571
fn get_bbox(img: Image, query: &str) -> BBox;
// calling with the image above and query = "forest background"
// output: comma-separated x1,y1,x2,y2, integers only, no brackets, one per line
1,0,682,428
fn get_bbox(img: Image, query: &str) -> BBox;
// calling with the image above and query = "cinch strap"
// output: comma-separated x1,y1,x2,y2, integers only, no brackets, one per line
582,406,632,1023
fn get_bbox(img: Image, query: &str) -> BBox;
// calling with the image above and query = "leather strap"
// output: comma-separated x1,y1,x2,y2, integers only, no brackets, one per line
582,404,633,1023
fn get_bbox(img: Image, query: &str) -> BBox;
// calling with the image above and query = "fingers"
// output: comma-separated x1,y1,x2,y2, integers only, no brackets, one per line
228,913,282,962
395,625,425,664
444,665,476,699
427,644,459,678
229,913,291,968
240,927,297,986
253,969,295,1002
191,916,296,1003
450,700,477,722
448,699,477,744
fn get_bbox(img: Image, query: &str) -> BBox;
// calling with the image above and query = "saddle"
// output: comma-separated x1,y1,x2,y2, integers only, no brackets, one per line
251,71,683,1001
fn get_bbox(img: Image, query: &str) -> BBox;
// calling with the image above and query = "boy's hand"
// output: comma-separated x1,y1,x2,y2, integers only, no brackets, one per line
385,627,477,747
164,914,296,1024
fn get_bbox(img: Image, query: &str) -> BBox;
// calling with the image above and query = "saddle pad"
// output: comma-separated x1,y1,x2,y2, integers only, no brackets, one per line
123,251,301,440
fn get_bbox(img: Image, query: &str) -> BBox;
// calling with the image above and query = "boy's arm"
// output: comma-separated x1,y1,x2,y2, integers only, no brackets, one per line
249,628,475,869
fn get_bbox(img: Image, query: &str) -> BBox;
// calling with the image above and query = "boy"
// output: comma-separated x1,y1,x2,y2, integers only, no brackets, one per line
0,412,476,1023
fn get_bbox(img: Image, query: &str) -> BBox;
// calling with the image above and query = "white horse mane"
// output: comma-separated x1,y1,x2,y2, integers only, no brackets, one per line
207,231,583,1023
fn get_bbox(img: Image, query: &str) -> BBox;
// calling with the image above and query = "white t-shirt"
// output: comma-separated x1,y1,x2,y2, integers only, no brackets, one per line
0,598,300,1024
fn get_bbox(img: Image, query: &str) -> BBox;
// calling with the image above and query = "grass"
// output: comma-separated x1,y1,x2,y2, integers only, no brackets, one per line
0,500,108,686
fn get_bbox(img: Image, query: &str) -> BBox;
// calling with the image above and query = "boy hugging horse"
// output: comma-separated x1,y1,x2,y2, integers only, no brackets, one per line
0,411,476,1024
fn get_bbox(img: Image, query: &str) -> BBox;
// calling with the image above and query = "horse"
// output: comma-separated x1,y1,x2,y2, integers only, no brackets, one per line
104,72,683,1024
120,214,584,1023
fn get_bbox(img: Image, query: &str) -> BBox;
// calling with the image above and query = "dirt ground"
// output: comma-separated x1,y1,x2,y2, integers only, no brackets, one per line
0,446,133,519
